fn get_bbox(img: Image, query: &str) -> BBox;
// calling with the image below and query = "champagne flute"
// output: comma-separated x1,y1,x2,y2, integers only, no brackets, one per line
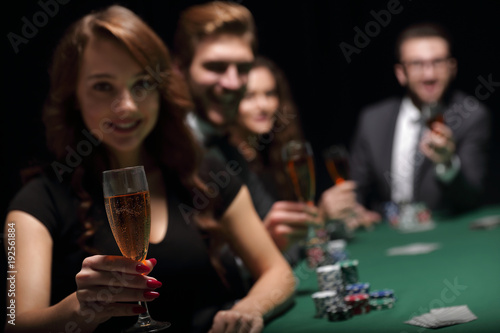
282,140,326,267
422,102,444,129
323,145,350,185
282,140,316,204
323,144,356,237
103,166,170,332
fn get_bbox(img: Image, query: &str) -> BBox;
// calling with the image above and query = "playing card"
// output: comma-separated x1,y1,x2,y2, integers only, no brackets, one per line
405,305,477,328
469,215,500,230
386,242,441,256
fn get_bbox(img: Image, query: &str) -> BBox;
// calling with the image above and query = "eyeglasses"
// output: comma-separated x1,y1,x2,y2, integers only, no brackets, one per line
401,57,452,74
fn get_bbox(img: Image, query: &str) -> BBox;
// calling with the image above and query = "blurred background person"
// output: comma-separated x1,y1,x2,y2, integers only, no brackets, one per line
228,56,380,237
350,22,491,215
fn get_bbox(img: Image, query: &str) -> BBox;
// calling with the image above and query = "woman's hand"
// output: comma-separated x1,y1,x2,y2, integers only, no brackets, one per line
75,255,161,325
209,310,263,333
263,201,321,251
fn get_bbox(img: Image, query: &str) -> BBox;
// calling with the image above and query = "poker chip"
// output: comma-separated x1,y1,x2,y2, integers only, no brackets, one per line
327,239,347,252
327,305,353,322
345,282,370,295
310,253,398,320
326,239,349,264
384,201,400,226
344,293,370,315
369,297,395,310
338,259,359,285
312,290,344,319
306,244,326,268
306,229,330,268
316,264,344,294
369,289,394,299
344,293,369,303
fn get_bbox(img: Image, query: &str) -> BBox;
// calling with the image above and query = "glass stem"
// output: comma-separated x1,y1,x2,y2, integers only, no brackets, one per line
136,301,153,326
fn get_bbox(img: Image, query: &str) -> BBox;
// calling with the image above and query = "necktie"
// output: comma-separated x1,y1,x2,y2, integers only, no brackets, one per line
412,114,427,201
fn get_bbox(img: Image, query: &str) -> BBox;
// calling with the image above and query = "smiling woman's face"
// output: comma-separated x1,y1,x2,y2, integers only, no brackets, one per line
76,36,159,156
236,66,279,135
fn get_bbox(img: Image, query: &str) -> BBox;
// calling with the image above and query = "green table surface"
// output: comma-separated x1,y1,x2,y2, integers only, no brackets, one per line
264,205,500,333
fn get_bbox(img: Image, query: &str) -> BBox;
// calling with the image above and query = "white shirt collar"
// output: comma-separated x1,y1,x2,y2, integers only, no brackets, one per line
400,96,422,124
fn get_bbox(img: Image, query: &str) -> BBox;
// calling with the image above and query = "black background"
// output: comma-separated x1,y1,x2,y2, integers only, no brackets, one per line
2,0,499,324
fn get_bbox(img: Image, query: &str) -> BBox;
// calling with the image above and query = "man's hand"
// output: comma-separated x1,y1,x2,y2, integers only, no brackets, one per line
319,181,357,221
420,122,456,165
344,203,382,230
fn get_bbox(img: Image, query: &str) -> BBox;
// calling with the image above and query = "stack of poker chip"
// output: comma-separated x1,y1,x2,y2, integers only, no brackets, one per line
369,289,396,310
338,259,359,285
345,282,370,295
327,304,354,322
305,228,329,268
311,257,398,321
316,264,345,295
344,293,370,315
311,290,344,319
326,239,349,264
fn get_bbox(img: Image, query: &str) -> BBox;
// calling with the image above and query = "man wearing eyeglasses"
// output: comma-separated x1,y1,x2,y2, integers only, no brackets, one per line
350,22,490,215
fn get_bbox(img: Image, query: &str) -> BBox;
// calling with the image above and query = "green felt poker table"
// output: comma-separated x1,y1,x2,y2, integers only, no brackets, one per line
264,205,500,333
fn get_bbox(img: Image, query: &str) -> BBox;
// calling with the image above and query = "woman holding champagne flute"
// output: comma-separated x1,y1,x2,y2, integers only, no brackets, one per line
227,56,379,237
4,6,294,333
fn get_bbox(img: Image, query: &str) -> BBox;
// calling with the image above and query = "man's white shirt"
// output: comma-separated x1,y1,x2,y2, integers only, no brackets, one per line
391,96,460,203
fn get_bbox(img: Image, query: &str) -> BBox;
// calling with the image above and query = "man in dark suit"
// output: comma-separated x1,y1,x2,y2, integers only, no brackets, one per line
350,23,490,215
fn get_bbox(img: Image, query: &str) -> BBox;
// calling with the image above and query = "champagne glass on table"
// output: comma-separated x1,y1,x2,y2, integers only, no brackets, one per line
103,166,170,332
282,140,327,268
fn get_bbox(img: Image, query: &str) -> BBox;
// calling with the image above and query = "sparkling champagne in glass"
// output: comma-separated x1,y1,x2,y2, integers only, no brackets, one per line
103,166,170,332
282,140,326,267
284,145,316,204
322,144,355,239
323,145,350,185
422,102,444,128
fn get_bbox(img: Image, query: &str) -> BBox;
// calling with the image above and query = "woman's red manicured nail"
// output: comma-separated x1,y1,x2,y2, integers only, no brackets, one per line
144,291,160,299
136,264,150,273
147,279,162,289
149,258,157,267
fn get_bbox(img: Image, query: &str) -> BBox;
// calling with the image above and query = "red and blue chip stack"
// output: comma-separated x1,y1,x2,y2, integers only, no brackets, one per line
344,293,370,315
369,289,394,299
312,257,397,321
345,282,370,295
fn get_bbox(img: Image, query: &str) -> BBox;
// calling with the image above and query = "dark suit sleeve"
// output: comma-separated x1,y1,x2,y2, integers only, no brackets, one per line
350,111,375,208
439,100,491,212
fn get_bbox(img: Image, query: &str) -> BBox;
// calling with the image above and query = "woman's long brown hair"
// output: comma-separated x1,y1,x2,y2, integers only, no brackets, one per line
229,56,304,200
42,5,213,253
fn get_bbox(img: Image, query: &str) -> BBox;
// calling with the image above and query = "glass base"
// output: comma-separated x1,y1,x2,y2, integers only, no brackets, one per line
122,319,171,333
